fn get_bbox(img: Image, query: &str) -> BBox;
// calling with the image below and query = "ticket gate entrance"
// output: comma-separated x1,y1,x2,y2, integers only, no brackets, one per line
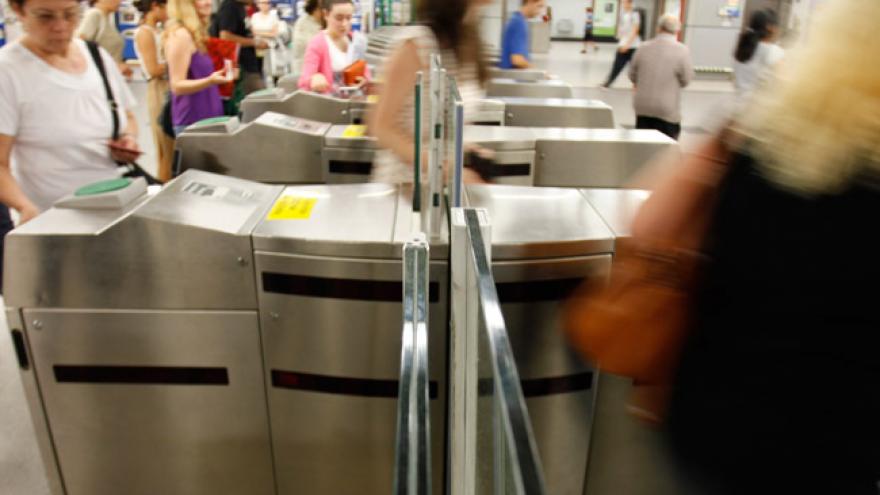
486,78,574,99
240,89,370,125
500,97,615,129
6,171,651,495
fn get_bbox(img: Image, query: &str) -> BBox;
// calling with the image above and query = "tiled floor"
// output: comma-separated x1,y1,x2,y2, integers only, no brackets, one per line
0,40,736,495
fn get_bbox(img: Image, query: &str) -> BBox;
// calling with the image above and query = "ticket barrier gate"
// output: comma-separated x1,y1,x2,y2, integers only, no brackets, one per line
462,125,537,185
500,97,615,129
5,171,650,495
488,67,548,82
241,89,369,125
486,78,574,99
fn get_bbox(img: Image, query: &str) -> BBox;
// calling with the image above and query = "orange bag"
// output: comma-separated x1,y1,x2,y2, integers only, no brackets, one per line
564,133,734,422
343,59,367,86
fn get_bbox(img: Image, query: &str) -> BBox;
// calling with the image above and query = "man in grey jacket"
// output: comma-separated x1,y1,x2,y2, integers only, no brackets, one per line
628,14,693,140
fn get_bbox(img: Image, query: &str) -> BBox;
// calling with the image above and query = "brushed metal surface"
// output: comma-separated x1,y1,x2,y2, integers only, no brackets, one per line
5,308,66,495
256,253,448,495
488,68,547,82
176,112,330,183
464,184,614,260
324,124,379,149
23,309,275,495
500,97,615,128
5,171,282,310
486,79,574,99
463,125,536,151
241,90,353,124
580,188,651,239
532,128,678,188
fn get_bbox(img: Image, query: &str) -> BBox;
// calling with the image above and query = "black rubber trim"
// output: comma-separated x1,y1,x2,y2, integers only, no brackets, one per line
490,163,531,177
262,273,440,303
11,330,29,370
328,160,373,175
495,278,584,303
478,372,593,398
272,370,439,399
54,366,229,385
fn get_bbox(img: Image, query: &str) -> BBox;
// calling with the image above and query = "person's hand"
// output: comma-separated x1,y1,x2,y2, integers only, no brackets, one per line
109,134,141,163
618,44,629,53
310,73,330,93
255,38,270,50
17,203,40,226
207,68,232,86
118,61,133,80
462,167,486,184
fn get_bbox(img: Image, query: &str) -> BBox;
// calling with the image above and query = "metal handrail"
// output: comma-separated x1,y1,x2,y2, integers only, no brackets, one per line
463,208,547,495
393,235,432,495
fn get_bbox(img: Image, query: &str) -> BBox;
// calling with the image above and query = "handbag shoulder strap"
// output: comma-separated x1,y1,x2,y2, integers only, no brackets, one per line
85,41,120,140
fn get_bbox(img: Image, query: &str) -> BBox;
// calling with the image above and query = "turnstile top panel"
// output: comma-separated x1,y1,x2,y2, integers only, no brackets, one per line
496,96,612,110
252,183,401,259
529,128,676,144
9,191,150,236
580,188,651,240
490,78,570,87
464,125,536,151
254,111,332,137
324,125,378,149
464,184,614,260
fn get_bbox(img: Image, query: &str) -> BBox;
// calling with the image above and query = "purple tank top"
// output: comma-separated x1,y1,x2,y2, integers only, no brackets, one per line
171,51,224,126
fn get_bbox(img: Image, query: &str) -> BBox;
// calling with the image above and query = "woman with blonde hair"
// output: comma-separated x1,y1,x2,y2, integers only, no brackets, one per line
163,0,227,136
637,0,880,492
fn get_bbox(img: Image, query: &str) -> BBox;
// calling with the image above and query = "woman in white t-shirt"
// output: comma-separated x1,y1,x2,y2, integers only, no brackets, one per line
251,0,289,81
734,9,784,98
0,0,139,222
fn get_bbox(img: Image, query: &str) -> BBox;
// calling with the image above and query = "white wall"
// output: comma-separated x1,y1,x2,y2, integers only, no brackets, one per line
546,0,657,40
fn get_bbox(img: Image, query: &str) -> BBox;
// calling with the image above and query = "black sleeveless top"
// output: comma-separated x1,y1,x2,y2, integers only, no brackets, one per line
665,152,880,494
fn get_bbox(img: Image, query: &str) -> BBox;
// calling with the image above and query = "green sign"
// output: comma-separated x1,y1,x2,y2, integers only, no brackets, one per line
593,0,619,38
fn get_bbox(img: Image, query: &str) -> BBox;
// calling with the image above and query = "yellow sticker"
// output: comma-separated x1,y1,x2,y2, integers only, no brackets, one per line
342,125,367,138
267,196,317,220
366,95,379,103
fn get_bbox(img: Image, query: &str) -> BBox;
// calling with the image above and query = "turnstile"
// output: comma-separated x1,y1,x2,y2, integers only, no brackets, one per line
464,184,615,495
500,97,615,129
488,68,548,81
322,124,379,183
534,128,678,188
240,89,369,125
252,183,448,495
486,78,574,99
176,112,329,183
4,172,282,495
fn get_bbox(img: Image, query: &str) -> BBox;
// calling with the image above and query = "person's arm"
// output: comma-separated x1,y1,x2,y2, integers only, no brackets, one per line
166,28,228,95
134,28,167,79
508,19,531,68
628,50,640,85
298,35,327,92
678,47,694,88
77,9,101,41
0,134,39,224
367,39,421,167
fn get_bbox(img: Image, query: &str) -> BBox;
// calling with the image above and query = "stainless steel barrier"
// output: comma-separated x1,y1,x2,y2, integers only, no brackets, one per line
450,207,548,495
393,235,433,495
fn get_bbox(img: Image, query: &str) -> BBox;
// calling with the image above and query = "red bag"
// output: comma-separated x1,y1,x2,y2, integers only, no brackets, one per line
205,37,239,98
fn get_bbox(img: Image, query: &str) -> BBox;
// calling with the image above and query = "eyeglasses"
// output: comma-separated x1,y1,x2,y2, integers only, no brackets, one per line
27,8,82,25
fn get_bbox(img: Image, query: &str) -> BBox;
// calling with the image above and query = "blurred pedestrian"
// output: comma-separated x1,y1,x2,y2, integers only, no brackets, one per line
210,0,268,94
628,14,693,140
134,0,175,181
649,1,880,492
580,6,596,54
498,0,545,69
291,0,322,74
733,9,783,98
164,0,227,135
601,0,640,88
77,0,133,78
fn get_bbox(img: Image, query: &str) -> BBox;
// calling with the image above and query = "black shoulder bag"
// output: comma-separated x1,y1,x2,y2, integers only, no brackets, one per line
85,41,163,185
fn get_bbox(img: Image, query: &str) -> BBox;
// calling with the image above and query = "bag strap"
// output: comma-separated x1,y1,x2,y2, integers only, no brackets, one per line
85,41,120,140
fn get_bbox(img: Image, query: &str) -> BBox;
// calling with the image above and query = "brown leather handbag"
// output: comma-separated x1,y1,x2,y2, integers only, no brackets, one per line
564,132,734,422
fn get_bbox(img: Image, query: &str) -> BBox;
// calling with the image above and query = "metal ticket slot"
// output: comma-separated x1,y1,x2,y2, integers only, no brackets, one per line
463,125,537,186
500,97,616,128
251,184,448,495
322,124,378,183
471,98,506,126
464,184,614,495
176,112,330,183
486,78,574,99
533,128,678,188
240,89,363,124
4,171,282,495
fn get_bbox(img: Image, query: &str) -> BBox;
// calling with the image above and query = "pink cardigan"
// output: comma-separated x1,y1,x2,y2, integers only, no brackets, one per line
298,31,371,94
